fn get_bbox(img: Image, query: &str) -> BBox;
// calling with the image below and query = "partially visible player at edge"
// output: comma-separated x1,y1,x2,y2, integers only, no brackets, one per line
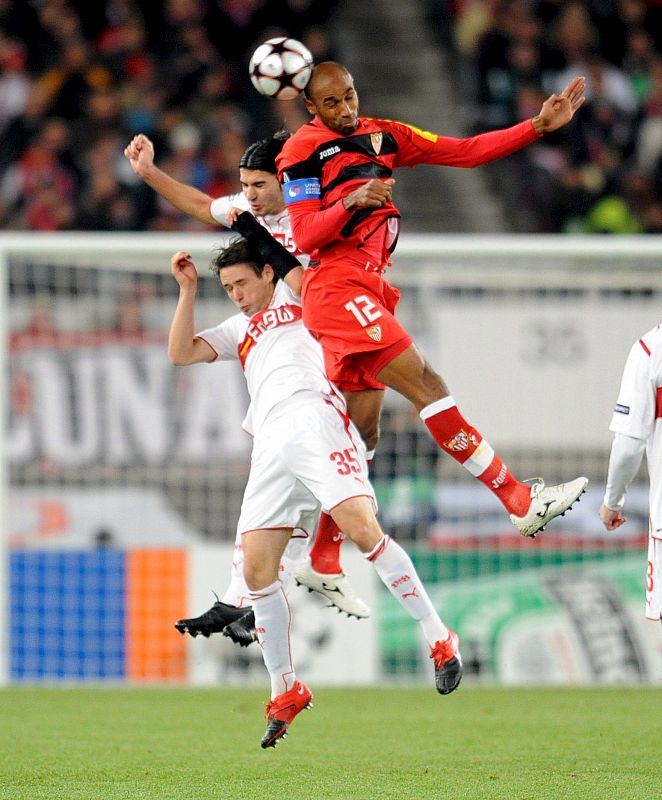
124,131,369,635
599,324,662,623
276,61,589,537
168,236,462,749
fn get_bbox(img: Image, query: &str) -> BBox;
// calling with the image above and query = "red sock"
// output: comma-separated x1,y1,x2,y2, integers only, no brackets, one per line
420,397,531,517
309,512,344,574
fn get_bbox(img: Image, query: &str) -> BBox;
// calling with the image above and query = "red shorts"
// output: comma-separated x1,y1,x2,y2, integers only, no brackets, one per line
301,265,412,392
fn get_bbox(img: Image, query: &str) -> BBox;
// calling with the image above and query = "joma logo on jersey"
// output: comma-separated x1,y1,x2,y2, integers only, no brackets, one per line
319,145,341,159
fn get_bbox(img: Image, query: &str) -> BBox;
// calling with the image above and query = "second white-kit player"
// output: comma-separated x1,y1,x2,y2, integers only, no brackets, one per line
600,324,662,621
168,235,463,748
125,130,358,624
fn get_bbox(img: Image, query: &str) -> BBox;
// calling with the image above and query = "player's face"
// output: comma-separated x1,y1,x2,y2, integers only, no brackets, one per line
305,72,359,135
239,169,285,216
219,263,275,316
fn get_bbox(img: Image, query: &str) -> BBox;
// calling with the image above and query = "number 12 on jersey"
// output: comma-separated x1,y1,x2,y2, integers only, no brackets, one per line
344,294,383,327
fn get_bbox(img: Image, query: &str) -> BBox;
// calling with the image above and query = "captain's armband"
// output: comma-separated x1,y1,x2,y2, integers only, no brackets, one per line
283,177,321,206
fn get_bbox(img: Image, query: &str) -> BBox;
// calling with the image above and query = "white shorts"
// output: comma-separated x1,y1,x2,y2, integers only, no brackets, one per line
645,534,661,620
237,390,376,535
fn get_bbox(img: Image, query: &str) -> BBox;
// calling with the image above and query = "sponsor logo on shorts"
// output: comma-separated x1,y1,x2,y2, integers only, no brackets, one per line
614,403,630,415
366,324,382,342
443,429,477,452
370,132,383,154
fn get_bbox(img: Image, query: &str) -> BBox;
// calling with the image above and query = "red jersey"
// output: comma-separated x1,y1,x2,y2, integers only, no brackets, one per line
276,116,540,271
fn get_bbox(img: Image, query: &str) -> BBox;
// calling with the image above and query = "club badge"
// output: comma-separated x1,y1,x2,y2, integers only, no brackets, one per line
443,428,477,452
366,324,382,342
370,132,383,155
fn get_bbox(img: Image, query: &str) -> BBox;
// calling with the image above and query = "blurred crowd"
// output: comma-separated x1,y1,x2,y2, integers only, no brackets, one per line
0,0,336,232
3,1,662,234
430,0,662,232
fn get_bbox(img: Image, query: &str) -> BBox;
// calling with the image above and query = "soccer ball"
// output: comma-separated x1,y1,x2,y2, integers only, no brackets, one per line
249,37,313,100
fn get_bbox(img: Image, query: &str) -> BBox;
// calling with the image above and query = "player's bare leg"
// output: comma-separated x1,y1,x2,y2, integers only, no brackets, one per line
294,511,370,618
294,389,384,618
377,344,588,537
343,388,385,453
331,496,463,695
243,528,313,748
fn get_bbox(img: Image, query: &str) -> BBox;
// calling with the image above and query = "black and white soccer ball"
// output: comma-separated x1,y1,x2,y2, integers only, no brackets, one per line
249,37,313,100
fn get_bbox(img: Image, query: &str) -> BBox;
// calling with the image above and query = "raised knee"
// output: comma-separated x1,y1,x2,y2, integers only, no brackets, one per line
243,562,270,592
341,521,382,553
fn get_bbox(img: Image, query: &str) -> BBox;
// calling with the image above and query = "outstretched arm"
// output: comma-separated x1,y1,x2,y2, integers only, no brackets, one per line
531,76,586,135
125,134,217,226
231,211,304,295
394,76,586,168
168,251,216,365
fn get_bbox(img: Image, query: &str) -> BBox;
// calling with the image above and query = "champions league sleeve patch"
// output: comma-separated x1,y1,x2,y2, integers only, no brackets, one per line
283,177,321,205
614,403,630,415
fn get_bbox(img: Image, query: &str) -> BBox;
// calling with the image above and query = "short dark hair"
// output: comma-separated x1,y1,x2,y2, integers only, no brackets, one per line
210,237,276,283
238,130,290,173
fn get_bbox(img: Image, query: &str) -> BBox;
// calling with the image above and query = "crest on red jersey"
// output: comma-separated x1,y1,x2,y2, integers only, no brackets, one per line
370,132,383,155
366,324,382,342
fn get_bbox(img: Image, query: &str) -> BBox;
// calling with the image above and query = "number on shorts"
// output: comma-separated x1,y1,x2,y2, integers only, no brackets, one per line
330,448,361,475
344,294,383,327
646,559,654,593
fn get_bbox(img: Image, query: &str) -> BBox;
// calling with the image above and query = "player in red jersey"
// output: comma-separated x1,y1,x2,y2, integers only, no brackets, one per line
277,62,589,537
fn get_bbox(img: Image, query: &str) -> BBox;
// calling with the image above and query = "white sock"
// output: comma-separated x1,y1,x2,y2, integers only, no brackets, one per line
279,535,308,591
220,529,253,607
366,535,449,647
249,580,296,699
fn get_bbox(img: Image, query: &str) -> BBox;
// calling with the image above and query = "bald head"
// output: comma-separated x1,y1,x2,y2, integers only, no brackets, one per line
303,61,359,135
305,62,352,99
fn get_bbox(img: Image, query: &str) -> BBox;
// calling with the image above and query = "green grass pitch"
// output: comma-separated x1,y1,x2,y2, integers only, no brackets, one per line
1,686,660,799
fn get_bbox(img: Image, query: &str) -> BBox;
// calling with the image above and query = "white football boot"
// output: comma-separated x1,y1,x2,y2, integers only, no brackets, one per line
510,476,589,537
294,558,370,618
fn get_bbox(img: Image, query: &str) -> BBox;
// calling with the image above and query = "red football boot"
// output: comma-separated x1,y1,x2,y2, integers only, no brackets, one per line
261,681,313,748
430,630,463,695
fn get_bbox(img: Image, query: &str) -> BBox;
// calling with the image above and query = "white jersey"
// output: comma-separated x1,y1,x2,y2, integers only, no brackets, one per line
608,324,662,538
196,281,333,436
209,193,310,267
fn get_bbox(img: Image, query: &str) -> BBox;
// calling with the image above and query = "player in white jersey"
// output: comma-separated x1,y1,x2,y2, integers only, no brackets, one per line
125,131,364,628
168,234,463,748
600,324,662,621
124,130,304,261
